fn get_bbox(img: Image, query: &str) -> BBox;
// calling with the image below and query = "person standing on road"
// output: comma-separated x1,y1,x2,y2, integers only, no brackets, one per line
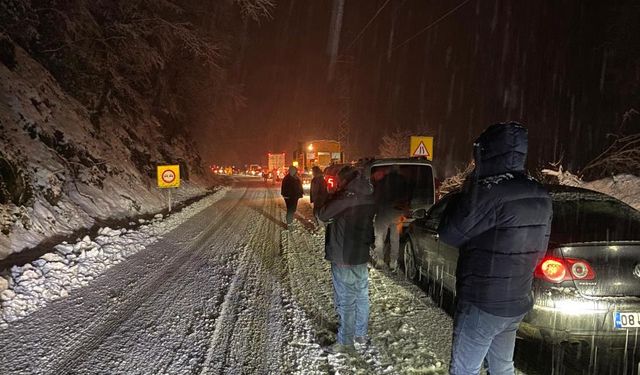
281,165,304,226
310,166,328,223
372,165,410,271
318,165,376,353
438,122,552,375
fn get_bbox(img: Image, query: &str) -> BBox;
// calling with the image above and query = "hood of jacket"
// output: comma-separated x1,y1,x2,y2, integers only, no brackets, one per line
473,122,528,178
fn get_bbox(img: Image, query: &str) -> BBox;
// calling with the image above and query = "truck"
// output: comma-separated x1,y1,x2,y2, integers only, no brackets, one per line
293,140,343,173
267,152,286,179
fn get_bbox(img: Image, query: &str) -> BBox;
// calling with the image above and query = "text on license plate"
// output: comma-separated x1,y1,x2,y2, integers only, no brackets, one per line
614,312,640,328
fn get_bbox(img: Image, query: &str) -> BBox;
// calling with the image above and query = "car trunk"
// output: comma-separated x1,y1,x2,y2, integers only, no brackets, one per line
550,190,640,297
560,242,640,297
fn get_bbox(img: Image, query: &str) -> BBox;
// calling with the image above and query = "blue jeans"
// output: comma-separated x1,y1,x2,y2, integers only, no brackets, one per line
450,301,525,375
331,263,369,345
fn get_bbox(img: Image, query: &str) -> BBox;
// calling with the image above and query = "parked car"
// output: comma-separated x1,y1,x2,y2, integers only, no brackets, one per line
403,184,640,346
323,157,436,218
364,157,436,219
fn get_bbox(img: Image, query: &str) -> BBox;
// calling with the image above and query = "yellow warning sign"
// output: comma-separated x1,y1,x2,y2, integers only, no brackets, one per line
157,165,180,188
410,136,434,160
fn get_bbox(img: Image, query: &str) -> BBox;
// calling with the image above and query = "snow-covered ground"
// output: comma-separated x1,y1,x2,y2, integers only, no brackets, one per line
0,180,456,374
282,207,451,374
1,178,637,374
0,187,230,329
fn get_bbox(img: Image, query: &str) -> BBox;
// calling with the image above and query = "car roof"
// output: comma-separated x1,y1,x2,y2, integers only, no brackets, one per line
366,157,433,166
443,183,630,207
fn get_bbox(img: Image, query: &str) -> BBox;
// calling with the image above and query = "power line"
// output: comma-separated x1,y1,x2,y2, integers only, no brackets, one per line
346,0,392,50
392,0,473,52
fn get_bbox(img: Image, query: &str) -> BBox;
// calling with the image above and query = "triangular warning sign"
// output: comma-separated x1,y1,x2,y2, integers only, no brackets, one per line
413,141,430,157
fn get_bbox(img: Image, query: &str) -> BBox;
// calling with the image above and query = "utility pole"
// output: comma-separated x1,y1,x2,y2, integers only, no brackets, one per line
336,55,353,161
327,0,352,160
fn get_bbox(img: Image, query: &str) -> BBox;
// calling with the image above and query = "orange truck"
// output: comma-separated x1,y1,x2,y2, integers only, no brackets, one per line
293,140,343,173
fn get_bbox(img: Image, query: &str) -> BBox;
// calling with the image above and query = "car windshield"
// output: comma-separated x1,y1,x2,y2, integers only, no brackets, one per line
371,164,434,207
550,191,640,244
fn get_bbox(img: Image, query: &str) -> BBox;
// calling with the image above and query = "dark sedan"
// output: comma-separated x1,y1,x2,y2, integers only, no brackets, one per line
403,184,640,346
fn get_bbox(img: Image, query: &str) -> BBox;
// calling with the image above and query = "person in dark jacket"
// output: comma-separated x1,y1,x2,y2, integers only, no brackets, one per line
281,166,304,226
439,122,552,375
310,166,328,220
372,165,410,271
318,165,376,353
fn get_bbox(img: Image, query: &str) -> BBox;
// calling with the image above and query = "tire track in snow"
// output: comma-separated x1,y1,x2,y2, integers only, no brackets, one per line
40,187,251,375
0,187,248,374
200,185,294,374
72,189,256,375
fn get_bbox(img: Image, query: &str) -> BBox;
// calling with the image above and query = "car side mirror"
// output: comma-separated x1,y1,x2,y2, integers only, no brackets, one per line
412,208,427,219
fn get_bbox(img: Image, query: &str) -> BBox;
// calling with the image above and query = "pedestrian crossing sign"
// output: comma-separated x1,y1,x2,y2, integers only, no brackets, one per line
410,136,434,160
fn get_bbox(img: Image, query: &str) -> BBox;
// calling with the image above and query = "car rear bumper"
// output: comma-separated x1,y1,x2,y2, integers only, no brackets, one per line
519,298,640,346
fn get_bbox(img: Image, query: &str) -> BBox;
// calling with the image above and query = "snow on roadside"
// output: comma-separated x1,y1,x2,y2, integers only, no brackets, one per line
0,187,230,329
282,214,449,374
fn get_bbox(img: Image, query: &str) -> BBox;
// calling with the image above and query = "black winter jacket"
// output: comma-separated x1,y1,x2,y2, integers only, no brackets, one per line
281,174,303,200
318,177,376,265
439,123,553,317
310,175,328,208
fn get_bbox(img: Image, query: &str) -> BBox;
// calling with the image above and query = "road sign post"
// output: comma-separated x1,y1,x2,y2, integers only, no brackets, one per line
410,136,434,160
157,165,180,212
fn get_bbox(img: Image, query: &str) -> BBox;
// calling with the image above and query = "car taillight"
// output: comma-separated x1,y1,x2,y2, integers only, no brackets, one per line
566,258,595,280
537,258,567,283
535,256,596,283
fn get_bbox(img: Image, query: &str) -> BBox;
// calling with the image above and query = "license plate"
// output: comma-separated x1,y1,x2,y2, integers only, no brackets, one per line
614,312,640,328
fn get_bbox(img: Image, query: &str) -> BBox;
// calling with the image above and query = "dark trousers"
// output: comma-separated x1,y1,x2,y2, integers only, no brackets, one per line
284,198,299,224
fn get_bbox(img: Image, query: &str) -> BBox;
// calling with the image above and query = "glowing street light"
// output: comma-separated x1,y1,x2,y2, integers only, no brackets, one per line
308,143,313,151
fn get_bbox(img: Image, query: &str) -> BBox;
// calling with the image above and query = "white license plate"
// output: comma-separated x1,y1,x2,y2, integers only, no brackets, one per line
614,312,640,328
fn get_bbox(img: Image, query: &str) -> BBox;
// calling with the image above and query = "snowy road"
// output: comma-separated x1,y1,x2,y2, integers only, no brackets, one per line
0,179,453,374
1,179,635,374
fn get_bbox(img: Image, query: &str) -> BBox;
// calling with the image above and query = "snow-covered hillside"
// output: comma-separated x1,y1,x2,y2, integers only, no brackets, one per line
0,36,216,259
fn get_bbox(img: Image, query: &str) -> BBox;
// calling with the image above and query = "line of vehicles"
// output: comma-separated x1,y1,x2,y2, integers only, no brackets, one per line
219,139,640,351
326,158,640,357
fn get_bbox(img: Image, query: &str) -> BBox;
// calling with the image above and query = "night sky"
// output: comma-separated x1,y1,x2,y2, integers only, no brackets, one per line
218,0,638,177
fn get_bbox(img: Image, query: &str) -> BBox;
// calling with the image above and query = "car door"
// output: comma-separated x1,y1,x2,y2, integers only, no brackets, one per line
414,196,452,284
436,194,461,294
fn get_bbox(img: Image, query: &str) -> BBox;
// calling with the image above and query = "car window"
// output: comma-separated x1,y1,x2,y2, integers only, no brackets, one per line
371,164,434,207
550,191,640,243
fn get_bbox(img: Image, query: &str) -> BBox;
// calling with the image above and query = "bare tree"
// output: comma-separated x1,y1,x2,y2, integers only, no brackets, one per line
378,130,411,158
438,161,474,198
581,109,640,179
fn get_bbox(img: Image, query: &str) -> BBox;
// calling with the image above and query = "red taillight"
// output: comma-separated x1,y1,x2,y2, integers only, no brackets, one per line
536,258,567,283
535,256,596,283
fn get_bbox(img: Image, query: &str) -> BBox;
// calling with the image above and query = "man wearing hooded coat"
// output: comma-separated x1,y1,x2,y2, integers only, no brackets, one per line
439,122,552,375
281,166,304,226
